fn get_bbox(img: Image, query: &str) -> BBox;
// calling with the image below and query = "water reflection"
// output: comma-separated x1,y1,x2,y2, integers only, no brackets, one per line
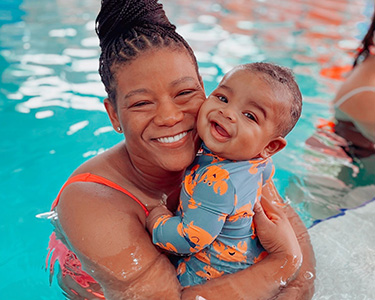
0,0,374,298
0,0,103,122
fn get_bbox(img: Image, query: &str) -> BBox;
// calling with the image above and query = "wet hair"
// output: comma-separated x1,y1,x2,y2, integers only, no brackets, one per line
353,10,375,67
95,0,199,105
241,62,302,137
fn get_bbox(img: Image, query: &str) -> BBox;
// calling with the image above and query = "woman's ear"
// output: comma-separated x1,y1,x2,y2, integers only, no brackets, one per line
259,137,287,159
104,98,121,132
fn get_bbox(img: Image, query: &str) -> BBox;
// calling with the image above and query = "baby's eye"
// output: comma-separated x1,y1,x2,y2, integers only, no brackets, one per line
217,95,228,103
244,112,256,122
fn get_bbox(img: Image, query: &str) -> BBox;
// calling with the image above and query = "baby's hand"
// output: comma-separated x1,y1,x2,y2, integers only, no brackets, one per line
146,205,173,234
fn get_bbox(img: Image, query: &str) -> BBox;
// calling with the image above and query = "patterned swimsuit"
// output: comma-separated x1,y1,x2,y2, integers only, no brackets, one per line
152,144,274,287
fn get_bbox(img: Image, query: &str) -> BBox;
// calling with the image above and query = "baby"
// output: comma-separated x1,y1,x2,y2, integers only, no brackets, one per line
146,62,302,287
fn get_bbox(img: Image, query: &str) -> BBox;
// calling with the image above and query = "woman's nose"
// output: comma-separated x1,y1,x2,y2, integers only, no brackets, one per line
154,100,184,126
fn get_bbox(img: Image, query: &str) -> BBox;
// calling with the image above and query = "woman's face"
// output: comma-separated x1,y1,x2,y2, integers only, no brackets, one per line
106,48,206,172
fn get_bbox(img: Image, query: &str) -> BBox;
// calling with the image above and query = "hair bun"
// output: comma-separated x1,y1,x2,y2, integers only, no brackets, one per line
96,0,176,48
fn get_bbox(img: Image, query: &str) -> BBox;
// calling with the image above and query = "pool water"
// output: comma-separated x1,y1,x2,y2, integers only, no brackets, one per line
0,0,374,299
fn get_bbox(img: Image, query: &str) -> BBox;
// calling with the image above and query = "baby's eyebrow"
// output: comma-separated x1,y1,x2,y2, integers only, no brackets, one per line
217,84,233,93
248,100,267,119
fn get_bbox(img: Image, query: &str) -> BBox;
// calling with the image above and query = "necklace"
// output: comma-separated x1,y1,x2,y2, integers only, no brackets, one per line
143,193,168,208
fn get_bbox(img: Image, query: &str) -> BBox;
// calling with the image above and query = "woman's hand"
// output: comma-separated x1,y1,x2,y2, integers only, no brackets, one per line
253,196,303,285
260,181,316,300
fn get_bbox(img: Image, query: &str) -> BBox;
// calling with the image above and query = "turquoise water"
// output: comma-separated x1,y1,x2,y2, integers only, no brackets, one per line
1,0,374,298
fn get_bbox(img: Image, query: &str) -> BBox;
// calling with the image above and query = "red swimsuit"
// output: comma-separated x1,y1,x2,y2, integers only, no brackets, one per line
46,173,149,299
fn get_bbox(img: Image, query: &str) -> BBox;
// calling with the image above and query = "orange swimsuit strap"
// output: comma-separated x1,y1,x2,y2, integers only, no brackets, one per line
51,173,149,216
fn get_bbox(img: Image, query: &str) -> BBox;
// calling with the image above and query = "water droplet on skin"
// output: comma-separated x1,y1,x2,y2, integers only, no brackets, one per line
304,271,314,280
121,271,127,279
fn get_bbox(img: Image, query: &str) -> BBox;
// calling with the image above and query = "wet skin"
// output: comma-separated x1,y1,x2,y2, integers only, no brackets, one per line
54,48,315,299
198,67,287,161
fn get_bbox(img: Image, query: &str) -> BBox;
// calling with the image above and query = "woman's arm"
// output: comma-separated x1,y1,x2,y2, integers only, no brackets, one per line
56,179,311,300
56,181,183,300
261,181,316,300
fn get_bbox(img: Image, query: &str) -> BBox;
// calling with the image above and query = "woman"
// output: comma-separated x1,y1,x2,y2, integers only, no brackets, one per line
47,0,315,299
305,9,375,187
331,9,375,185
332,9,375,160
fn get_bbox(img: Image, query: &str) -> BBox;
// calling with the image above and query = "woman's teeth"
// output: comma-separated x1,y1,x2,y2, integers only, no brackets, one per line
157,132,187,144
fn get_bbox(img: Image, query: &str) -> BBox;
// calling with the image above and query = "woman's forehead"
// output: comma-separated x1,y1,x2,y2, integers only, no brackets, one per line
115,49,199,90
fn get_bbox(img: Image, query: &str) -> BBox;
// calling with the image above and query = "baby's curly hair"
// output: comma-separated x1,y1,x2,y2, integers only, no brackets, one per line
242,62,302,137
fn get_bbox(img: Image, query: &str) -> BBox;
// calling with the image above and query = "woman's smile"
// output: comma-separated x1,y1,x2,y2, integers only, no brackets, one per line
155,131,188,144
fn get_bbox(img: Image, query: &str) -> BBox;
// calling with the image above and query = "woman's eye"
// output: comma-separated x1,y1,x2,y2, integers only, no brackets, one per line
131,101,149,108
244,112,256,121
178,90,193,96
217,95,228,103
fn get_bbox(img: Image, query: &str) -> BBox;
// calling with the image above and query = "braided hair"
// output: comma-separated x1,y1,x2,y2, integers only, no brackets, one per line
353,10,375,67
95,0,198,105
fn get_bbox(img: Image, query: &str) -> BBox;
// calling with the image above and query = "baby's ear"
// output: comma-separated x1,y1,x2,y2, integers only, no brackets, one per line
259,137,287,159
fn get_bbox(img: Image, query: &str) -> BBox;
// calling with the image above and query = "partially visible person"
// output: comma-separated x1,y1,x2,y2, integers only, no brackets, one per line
332,9,375,160
45,0,315,299
146,62,303,287
306,9,375,187
297,9,375,228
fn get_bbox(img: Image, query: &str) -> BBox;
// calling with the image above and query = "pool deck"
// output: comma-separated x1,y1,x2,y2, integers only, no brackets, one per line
310,189,375,299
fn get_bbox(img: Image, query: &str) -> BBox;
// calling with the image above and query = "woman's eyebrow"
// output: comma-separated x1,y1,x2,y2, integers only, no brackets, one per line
170,76,197,87
124,88,149,99
123,77,199,100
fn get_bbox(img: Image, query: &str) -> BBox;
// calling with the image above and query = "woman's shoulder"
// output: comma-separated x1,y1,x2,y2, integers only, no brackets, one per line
71,142,125,175
56,142,146,226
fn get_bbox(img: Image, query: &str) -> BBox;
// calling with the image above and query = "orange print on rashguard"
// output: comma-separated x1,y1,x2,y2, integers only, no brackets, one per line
250,220,257,239
178,221,215,251
212,240,248,263
188,197,201,209
198,165,229,195
253,250,268,264
195,249,211,265
227,202,254,222
177,257,190,277
184,164,200,195
155,242,178,253
196,265,224,281
256,181,262,202
205,152,226,163
248,163,260,175
153,214,172,229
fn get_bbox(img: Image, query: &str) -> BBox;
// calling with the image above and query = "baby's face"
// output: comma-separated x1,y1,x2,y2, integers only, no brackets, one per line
197,68,287,160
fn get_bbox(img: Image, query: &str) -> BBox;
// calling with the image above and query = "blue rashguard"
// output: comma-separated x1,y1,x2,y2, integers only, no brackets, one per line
152,144,274,287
